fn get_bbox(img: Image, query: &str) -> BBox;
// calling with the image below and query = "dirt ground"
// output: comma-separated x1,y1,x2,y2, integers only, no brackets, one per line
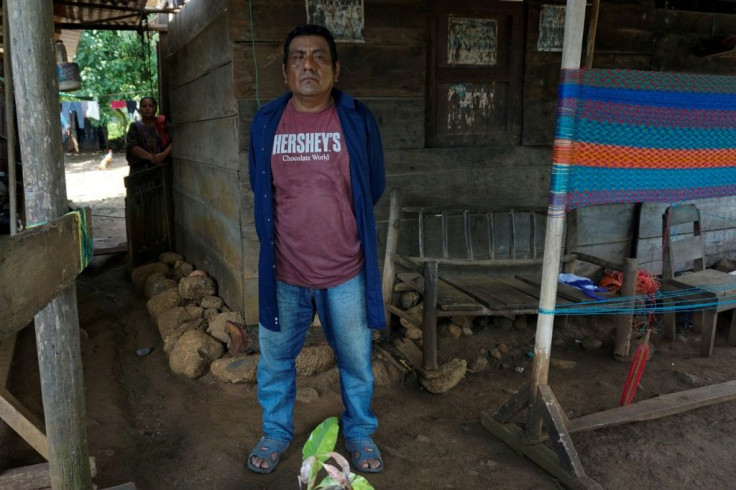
2,151,736,489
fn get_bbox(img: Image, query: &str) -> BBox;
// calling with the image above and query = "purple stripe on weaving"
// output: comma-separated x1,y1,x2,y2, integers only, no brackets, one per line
580,101,736,129
566,185,736,210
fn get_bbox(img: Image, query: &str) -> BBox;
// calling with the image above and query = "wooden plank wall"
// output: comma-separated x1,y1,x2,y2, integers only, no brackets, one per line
164,0,736,321
165,0,245,313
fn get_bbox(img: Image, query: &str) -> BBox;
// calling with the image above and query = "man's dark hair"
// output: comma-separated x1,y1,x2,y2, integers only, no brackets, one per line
283,24,338,67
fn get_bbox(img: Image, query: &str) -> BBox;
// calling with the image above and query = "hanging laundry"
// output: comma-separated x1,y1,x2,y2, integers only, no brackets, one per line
69,101,84,129
110,100,126,109
126,100,138,118
82,101,100,120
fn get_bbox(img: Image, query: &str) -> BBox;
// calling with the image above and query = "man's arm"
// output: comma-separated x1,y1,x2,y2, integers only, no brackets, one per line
364,107,386,206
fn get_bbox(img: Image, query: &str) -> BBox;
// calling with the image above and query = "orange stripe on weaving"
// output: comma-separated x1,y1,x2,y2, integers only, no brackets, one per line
553,140,575,165
573,143,736,168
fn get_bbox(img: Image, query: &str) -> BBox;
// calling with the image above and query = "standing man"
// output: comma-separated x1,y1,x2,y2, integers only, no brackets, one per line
247,25,386,475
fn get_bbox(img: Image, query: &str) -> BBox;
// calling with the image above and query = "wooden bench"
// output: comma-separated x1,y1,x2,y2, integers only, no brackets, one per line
381,188,638,370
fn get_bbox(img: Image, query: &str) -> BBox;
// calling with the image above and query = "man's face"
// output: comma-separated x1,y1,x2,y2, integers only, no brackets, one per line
283,35,340,103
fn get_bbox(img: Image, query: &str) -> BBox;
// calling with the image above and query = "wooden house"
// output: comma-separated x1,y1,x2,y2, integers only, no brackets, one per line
164,0,736,323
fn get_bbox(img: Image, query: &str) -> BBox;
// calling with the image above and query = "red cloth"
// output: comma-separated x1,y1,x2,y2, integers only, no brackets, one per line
155,115,170,148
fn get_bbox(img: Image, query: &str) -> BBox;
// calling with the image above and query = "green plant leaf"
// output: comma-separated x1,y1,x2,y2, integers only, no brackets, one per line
349,473,375,490
302,417,339,460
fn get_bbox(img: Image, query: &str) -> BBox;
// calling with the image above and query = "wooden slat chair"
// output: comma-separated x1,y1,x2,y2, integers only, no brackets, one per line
382,188,638,370
660,204,736,356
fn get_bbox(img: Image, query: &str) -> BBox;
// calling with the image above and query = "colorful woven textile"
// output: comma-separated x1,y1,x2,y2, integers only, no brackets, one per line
550,69,736,210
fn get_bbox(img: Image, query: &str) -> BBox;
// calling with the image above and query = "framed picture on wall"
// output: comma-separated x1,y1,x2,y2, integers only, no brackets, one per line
306,0,365,42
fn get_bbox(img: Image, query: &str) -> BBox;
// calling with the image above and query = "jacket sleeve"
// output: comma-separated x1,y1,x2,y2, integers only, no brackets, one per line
248,117,259,194
363,105,386,206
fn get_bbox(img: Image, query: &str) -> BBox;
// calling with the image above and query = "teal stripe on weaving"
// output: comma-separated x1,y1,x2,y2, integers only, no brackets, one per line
572,120,736,149
568,166,736,192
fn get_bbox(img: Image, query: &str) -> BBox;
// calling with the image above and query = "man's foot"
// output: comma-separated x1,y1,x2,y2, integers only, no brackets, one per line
345,438,383,473
246,437,289,474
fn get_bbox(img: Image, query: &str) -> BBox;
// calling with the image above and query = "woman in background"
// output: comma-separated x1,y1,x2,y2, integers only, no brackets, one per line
125,96,172,174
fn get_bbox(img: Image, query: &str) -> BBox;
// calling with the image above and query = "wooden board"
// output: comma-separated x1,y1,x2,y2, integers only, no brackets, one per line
396,272,484,311
441,273,542,310
166,9,233,90
0,212,85,338
0,458,96,490
569,380,736,434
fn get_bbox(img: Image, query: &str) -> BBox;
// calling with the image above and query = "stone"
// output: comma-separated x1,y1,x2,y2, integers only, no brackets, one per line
404,325,423,340
178,275,216,300
203,308,220,320
447,323,463,338
450,316,474,328
144,272,177,299
461,326,473,337
157,306,198,340
146,289,183,319
163,318,206,354
296,387,320,404
415,434,431,444
497,343,510,355
489,348,502,360
469,356,489,372
184,305,204,320
295,344,336,376
168,330,225,379
207,311,246,343
210,355,259,383
419,358,467,394
675,370,698,385
131,262,170,293
159,252,183,265
582,337,603,351
400,291,421,309
200,295,224,310
173,261,195,279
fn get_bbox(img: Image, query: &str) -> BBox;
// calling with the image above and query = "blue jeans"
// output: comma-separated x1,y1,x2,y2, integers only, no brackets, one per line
257,271,378,443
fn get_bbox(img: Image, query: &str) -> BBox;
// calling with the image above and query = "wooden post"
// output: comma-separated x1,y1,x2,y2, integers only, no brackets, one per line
6,2,92,489
422,261,439,371
614,258,638,359
381,188,402,333
3,0,17,236
584,0,600,69
526,0,587,440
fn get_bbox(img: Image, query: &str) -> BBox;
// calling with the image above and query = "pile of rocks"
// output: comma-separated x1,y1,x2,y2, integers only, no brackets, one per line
132,252,338,382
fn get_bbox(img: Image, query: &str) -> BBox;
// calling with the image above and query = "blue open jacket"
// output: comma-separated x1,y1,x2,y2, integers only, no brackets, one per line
248,89,387,332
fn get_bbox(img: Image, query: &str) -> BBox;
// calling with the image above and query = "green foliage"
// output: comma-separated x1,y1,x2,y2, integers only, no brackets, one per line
302,416,340,461
67,28,159,127
300,417,374,490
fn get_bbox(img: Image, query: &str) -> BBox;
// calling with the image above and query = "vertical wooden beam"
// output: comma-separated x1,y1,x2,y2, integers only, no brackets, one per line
527,0,587,440
614,258,638,359
6,2,92,489
583,0,600,69
381,188,402,332
422,261,439,371
3,0,17,235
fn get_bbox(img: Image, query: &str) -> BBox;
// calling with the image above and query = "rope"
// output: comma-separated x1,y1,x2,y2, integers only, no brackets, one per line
539,284,736,316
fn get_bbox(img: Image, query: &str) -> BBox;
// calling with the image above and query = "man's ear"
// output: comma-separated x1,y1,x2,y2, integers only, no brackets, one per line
334,61,341,82
282,65,287,84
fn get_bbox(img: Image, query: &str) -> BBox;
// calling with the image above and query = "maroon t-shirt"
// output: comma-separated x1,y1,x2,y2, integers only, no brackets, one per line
271,101,363,288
